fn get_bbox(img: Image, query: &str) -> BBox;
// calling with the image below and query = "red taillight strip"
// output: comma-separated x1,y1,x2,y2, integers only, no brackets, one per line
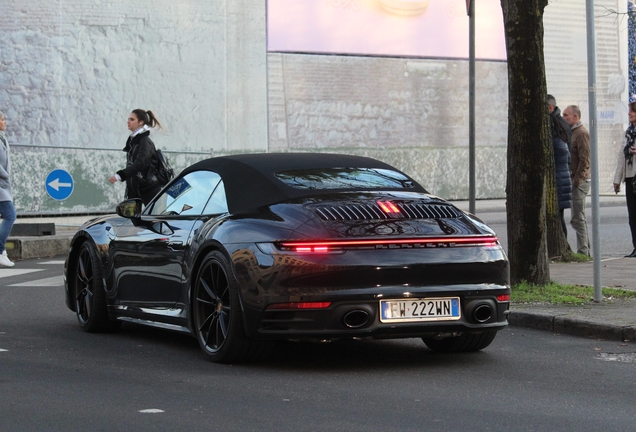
497,294,511,302
280,236,499,249
266,302,332,310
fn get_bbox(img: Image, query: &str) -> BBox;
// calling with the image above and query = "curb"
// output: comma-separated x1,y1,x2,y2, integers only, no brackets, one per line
6,235,72,261
509,310,636,342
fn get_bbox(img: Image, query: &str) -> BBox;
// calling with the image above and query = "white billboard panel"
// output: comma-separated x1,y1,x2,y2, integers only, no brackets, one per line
267,0,506,60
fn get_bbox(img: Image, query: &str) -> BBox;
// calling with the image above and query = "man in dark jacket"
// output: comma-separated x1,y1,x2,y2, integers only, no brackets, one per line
548,94,572,147
547,94,572,237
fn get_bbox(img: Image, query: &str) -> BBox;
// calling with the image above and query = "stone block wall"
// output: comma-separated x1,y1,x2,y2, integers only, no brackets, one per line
267,54,509,198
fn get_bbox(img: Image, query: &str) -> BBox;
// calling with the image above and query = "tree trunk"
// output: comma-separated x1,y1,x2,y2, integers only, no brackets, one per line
500,0,550,285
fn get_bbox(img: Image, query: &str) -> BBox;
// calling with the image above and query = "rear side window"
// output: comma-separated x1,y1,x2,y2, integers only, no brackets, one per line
202,180,228,215
275,168,416,190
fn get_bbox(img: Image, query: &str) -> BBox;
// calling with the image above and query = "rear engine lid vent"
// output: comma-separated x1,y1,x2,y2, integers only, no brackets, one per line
313,202,462,221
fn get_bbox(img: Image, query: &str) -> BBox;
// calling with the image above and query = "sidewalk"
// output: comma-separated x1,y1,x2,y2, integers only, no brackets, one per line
512,259,636,342
449,194,626,213
453,196,636,342
5,198,636,343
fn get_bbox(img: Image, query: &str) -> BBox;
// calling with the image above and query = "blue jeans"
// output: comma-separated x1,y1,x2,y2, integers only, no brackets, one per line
0,200,16,253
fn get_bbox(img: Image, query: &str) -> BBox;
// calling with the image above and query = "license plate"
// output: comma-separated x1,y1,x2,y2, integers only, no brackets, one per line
380,297,461,323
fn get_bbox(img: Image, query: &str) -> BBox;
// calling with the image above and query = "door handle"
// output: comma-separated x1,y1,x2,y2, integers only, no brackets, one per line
167,241,184,251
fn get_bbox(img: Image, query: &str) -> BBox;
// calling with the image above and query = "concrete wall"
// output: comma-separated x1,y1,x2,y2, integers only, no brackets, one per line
0,0,267,213
544,0,629,195
0,0,629,212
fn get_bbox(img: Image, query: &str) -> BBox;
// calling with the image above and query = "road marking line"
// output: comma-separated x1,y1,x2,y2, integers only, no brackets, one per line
596,352,636,363
9,275,64,287
39,261,65,265
139,409,164,414
0,349,7,352
0,269,44,278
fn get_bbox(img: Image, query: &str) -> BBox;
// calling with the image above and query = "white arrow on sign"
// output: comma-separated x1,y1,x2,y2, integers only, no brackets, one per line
48,178,72,191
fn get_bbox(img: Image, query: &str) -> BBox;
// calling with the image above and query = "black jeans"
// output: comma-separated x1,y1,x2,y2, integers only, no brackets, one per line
559,208,567,237
626,177,636,249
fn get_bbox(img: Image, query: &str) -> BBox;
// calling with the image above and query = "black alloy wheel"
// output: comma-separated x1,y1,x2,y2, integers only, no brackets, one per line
422,330,497,353
193,251,265,363
74,241,120,332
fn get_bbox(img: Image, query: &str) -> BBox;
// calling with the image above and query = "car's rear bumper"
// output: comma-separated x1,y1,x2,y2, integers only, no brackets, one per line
242,285,510,340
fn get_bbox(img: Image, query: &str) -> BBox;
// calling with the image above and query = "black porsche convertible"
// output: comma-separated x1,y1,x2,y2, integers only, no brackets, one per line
64,153,510,363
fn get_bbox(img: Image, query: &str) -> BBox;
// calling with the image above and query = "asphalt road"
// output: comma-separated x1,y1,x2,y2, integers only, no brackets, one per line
1,257,636,431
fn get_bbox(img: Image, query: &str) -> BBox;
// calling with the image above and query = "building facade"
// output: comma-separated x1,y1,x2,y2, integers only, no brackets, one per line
0,0,630,213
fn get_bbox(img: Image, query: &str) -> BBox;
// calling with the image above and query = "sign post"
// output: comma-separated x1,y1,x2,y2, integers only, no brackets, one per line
45,169,74,201
585,0,601,302
468,0,475,214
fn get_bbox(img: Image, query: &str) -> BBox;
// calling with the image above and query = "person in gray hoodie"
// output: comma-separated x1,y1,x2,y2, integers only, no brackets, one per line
613,101,636,257
0,111,15,267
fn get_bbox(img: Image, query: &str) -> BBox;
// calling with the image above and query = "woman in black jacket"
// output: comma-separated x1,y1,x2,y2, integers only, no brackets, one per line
109,109,163,205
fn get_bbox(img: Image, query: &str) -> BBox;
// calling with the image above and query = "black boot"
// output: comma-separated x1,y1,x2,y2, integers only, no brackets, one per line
625,249,636,258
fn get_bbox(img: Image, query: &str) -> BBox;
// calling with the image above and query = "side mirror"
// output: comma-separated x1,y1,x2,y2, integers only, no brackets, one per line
116,199,143,219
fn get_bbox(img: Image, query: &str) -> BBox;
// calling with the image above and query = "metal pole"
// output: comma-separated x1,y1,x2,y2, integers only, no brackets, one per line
585,0,602,302
468,0,476,214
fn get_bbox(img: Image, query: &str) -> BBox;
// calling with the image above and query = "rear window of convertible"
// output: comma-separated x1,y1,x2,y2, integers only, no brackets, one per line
275,168,416,190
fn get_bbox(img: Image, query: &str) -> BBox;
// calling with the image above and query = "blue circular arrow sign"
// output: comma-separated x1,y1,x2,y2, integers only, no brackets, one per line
45,169,74,201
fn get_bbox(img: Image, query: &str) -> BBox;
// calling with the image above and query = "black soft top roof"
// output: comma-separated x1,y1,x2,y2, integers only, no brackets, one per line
180,153,425,214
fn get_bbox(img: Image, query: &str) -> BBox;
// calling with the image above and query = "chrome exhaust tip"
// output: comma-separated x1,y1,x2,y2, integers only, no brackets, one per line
342,310,370,329
473,304,493,323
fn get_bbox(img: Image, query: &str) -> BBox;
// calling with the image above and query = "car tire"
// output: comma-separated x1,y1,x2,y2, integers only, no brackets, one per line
73,241,121,332
422,330,497,353
192,251,268,363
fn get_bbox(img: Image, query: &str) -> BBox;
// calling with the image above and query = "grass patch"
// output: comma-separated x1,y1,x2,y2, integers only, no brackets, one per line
512,281,636,305
549,252,592,263
565,252,593,263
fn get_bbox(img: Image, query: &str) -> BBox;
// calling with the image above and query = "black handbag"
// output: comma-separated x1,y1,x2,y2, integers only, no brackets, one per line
154,149,174,185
